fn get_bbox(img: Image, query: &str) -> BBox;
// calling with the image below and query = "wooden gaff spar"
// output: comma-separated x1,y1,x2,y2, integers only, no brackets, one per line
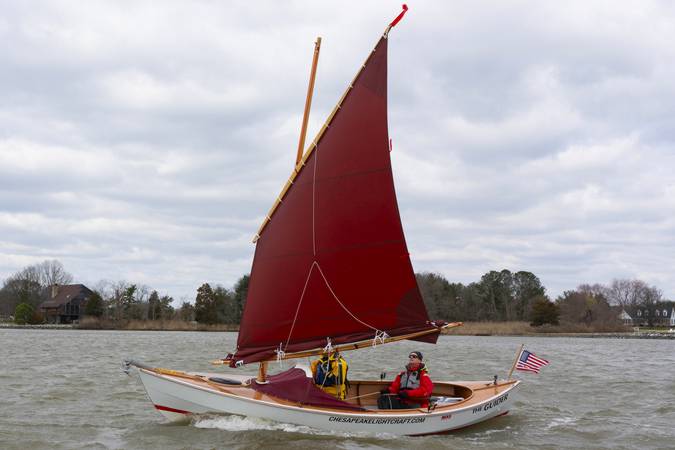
296,37,322,166
125,5,521,435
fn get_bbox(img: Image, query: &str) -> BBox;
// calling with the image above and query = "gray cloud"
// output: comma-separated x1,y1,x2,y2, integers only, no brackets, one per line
1,1,674,302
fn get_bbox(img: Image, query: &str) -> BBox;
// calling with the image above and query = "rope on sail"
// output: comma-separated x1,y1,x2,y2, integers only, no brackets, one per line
275,342,286,367
323,337,334,354
283,262,316,353
314,262,383,333
283,260,387,355
372,330,389,347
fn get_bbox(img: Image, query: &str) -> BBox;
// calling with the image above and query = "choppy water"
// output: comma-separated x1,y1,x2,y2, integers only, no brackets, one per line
1,330,673,449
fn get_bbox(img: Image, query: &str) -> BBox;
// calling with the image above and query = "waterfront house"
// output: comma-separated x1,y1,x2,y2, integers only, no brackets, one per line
626,302,675,327
618,309,633,325
39,284,93,324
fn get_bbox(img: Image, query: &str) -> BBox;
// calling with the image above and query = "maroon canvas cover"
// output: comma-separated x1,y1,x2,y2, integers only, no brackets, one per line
233,36,438,366
248,368,364,411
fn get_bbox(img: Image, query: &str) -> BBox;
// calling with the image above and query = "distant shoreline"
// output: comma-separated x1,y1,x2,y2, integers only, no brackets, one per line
2,321,673,339
0,319,238,332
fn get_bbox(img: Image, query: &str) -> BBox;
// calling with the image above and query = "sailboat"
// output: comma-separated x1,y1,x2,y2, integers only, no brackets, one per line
125,6,520,436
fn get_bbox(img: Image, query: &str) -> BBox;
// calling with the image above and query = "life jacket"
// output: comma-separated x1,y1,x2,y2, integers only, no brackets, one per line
311,353,349,399
399,365,428,391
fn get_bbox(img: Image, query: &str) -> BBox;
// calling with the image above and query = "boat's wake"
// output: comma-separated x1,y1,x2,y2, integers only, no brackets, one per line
192,414,303,433
191,413,396,439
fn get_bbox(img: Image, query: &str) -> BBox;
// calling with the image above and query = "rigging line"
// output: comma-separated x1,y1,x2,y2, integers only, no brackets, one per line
283,262,317,353
275,343,286,368
314,262,381,332
283,260,382,354
373,330,389,347
323,337,334,354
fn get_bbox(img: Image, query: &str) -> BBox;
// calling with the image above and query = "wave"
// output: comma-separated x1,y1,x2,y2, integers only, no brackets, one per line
191,414,396,439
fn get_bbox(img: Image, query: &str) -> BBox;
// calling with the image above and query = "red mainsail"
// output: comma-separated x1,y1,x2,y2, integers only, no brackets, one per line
233,35,439,366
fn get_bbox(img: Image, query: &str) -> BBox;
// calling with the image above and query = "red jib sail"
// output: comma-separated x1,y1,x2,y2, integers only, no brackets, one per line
232,35,439,366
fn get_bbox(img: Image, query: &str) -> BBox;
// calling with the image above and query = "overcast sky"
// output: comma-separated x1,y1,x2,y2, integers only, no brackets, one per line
1,1,674,303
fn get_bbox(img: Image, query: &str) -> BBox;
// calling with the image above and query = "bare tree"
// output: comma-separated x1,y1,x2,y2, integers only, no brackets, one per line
12,265,41,286
36,260,74,287
606,279,662,306
606,279,634,306
577,283,608,299
556,289,618,326
631,280,662,305
92,279,113,319
109,280,133,321
0,276,42,312
0,260,73,312
135,284,151,320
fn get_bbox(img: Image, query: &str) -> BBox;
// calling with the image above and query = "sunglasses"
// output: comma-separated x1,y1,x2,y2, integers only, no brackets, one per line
408,354,420,359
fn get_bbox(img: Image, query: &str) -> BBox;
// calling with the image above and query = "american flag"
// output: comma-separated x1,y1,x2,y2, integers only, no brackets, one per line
516,350,549,374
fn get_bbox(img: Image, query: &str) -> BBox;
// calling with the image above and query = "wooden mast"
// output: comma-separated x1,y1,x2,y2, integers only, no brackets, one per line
255,37,321,382
295,37,322,165
256,361,269,383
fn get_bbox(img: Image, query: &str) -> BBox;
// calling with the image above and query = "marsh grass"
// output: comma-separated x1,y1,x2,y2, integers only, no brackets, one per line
77,318,629,334
443,321,630,335
78,317,238,331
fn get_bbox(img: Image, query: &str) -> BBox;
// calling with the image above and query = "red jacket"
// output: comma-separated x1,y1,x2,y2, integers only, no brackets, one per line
387,367,433,408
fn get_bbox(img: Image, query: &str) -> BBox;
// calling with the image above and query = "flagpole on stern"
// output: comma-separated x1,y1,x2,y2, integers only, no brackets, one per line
507,344,524,380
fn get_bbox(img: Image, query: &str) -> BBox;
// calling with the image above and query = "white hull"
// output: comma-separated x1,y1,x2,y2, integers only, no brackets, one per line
136,369,519,436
